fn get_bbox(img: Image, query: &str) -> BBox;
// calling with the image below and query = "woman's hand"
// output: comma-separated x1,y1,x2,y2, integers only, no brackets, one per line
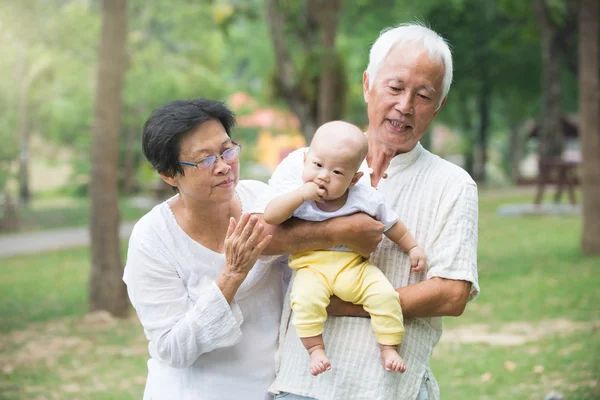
218,213,273,304
223,213,273,278
334,213,385,257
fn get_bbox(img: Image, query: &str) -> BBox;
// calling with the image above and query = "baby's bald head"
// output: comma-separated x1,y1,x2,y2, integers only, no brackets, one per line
309,121,368,171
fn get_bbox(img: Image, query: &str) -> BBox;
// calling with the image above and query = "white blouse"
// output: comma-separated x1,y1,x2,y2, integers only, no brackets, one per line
123,180,284,400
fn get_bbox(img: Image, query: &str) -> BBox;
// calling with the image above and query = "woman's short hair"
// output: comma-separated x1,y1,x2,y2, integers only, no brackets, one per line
142,98,236,177
365,22,453,110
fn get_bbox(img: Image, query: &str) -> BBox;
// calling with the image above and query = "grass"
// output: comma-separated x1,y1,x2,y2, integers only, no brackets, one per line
1,188,599,399
1,197,151,235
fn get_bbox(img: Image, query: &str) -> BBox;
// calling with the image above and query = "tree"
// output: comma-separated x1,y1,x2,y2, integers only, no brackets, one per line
579,0,600,254
266,0,346,142
88,0,129,316
534,0,578,160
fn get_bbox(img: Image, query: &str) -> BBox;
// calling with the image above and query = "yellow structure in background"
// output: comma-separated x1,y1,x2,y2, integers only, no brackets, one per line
229,91,306,172
256,130,306,171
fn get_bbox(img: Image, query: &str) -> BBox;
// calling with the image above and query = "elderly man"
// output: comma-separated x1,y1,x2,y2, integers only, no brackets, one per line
267,23,479,400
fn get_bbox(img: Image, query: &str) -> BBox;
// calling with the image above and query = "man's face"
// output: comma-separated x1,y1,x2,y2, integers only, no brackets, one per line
363,42,446,154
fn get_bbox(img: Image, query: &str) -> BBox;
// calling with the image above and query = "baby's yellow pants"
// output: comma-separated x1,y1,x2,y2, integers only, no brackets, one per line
289,250,404,346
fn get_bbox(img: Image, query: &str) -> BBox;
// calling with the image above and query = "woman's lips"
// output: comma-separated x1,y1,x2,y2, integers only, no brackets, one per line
217,178,234,187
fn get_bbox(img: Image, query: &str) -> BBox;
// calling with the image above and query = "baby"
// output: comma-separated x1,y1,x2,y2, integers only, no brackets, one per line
264,121,427,376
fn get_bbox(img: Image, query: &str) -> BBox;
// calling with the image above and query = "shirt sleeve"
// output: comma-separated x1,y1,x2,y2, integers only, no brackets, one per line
372,192,399,231
268,148,306,194
236,180,276,214
123,233,243,368
426,181,480,300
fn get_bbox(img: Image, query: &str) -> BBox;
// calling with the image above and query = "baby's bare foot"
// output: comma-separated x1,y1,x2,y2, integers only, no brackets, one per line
381,348,406,373
308,348,331,376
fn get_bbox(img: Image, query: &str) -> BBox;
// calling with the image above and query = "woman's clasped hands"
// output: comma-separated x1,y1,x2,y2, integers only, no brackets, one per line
224,213,273,278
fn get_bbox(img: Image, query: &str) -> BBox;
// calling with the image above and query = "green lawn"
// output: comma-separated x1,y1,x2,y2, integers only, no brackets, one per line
0,189,598,399
1,197,151,235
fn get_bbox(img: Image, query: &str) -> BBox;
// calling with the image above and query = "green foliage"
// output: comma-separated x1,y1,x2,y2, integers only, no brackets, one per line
0,0,583,195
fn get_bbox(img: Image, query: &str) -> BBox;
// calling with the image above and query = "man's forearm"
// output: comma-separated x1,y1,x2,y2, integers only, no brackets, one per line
259,216,335,255
396,277,472,318
327,277,472,318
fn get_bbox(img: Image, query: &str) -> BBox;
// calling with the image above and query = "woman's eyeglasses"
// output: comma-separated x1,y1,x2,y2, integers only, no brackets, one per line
178,142,242,169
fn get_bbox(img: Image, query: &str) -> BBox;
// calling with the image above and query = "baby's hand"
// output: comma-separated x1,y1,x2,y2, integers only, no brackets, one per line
297,182,326,203
408,246,427,272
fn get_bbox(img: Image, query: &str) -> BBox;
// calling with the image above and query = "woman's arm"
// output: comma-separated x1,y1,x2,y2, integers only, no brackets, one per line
123,215,271,369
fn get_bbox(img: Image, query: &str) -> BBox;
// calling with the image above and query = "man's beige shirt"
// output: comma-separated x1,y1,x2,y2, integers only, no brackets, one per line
268,143,480,400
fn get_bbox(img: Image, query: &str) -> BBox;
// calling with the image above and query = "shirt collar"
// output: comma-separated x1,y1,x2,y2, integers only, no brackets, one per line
387,142,424,171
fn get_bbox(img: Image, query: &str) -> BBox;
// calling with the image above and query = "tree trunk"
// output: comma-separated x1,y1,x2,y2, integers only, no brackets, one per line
509,122,523,183
16,47,30,206
123,123,137,195
311,0,342,126
458,93,474,176
579,0,600,254
89,0,129,316
535,0,564,160
473,79,490,183
266,0,345,143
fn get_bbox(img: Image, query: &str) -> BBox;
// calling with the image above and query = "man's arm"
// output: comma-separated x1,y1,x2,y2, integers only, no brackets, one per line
258,212,385,257
326,277,471,318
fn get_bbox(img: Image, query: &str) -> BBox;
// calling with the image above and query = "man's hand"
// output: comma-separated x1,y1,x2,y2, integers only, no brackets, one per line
297,181,326,203
333,213,385,257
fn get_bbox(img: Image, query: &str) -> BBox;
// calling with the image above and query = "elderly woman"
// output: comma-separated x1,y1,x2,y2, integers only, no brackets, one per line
123,98,383,400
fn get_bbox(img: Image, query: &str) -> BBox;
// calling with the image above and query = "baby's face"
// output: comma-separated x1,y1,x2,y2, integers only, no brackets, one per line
302,140,361,201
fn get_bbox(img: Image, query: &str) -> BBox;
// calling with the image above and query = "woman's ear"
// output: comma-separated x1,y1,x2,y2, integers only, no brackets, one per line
159,172,177,188
349,171,364,187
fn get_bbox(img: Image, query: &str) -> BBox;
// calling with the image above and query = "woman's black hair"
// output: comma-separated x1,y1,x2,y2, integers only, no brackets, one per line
142,98,236,177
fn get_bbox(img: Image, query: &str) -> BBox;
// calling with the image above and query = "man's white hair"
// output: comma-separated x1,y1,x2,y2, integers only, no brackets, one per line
365,22,453,109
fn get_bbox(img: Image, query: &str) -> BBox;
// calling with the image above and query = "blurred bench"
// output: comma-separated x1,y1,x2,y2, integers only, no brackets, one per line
527,159,579,205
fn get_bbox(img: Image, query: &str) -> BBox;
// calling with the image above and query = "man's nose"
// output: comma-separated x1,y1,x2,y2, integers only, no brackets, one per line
395,92,414,115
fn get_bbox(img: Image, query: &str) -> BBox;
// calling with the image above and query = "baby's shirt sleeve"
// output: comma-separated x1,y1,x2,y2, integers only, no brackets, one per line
268,148,306,195
365,186,399,231
236,180,276,214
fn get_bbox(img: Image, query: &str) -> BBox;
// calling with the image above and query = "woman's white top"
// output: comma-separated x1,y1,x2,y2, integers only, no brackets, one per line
123,180,284,400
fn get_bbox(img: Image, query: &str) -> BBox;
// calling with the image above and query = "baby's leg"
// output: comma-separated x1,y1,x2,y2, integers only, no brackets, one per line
336,261,406,372
301,335,331,376
380,344,407,373
290,267,333,376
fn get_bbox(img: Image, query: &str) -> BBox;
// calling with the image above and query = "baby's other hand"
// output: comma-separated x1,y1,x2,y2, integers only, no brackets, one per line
408,246,427,272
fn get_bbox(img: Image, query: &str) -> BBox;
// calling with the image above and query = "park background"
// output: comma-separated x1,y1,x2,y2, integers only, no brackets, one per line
0,0,599,399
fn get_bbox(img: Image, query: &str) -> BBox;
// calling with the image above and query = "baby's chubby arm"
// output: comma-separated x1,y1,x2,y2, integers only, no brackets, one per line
263,182,326,225
385,221,427,272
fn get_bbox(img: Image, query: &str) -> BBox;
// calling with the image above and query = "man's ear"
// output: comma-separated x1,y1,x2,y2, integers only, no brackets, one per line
433,96,448,118
350,171,364,187
159,172,177,188
362,71,370,103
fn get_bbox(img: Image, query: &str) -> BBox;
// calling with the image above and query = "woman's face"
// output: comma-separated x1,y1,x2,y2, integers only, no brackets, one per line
162,119,240,205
